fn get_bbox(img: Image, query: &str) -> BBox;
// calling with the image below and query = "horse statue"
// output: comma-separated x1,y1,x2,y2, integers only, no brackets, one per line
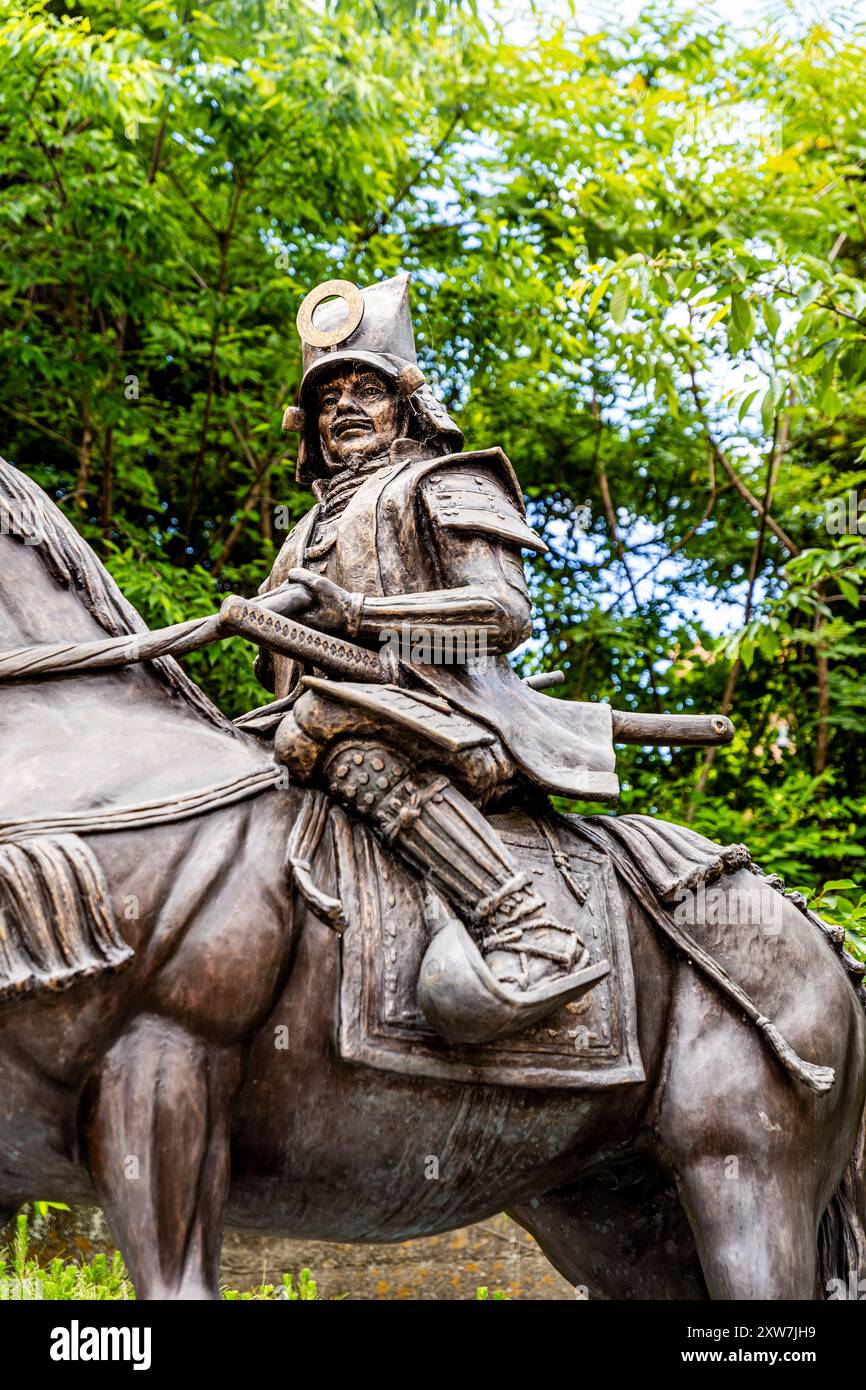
0,277,864,1302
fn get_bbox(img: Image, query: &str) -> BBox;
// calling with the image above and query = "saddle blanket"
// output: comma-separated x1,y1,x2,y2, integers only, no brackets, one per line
332,808,644,1089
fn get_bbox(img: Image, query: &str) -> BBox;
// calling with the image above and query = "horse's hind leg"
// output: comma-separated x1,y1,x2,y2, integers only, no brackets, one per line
86,1012,240,1300
510,1156,708,1300
651,962,861,1297
673,1155,821,1300
655,1026,826,1300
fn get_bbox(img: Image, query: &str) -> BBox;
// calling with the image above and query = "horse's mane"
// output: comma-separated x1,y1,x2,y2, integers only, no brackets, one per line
0,458,237,734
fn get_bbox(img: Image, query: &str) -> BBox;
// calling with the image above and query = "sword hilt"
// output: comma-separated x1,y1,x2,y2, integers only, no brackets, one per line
219,595,397,683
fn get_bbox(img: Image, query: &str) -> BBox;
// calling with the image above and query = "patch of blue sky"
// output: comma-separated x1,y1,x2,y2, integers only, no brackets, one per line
490,0,866,42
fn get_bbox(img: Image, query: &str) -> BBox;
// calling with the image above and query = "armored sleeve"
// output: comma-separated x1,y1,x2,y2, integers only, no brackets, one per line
420,466,548,556
353,464,538,653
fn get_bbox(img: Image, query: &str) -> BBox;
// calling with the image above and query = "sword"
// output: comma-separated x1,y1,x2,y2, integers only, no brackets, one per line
218,594,399,684
222,601,734,747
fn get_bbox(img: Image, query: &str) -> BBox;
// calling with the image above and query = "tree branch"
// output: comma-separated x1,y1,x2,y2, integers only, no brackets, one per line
592,387,664,712
687,409,792,816
353,104,468,252
183,174,244,540
687,368,800,556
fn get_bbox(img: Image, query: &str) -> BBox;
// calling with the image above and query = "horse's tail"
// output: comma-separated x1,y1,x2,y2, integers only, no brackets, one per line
818,1095,866,1300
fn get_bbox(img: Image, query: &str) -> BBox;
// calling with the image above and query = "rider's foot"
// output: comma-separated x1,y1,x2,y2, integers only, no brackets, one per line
419,890,608,1045
475,877,590,992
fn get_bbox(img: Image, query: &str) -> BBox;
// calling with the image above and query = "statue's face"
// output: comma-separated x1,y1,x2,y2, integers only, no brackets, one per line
317,367,399,471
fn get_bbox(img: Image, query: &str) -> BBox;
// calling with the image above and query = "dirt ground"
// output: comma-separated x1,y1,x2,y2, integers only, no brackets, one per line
27,1205,577,1300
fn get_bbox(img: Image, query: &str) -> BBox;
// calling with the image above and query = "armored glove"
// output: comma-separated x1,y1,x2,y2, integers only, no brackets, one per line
286,567,364,637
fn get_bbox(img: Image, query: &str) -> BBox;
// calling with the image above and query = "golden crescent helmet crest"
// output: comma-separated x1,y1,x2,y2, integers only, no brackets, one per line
285,272,462,483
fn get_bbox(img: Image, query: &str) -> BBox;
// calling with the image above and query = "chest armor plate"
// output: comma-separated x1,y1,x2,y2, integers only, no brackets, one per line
298,462,438,596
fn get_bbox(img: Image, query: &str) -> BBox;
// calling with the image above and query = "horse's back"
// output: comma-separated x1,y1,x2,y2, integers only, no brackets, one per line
0,669,272,822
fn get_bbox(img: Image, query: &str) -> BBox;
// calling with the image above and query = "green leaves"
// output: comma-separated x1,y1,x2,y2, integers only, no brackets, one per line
0,0,865,889
762,299,781,340
760,373,787,433
727,292,756,355
814,881,866,961
609,278,630,325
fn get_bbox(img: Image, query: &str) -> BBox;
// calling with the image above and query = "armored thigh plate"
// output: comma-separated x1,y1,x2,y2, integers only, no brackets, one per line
274,678,510,802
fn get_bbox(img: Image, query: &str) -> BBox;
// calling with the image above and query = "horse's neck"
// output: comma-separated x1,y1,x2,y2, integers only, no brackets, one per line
0,459,236,735
0,460,274,836
0,459,146,646
0,530,115,646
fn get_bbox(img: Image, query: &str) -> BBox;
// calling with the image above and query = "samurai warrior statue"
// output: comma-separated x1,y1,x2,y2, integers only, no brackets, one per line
255,274,621,1044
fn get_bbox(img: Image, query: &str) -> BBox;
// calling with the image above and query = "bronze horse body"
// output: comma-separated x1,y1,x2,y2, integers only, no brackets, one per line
0,464,864,1301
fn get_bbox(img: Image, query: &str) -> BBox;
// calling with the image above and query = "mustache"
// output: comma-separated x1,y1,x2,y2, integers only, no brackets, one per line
330,412,374,434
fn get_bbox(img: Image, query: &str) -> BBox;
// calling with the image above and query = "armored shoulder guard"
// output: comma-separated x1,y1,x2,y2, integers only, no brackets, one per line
421,450,547,555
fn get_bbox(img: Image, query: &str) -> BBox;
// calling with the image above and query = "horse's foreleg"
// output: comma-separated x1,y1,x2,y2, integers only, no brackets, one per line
86,1012,240,1300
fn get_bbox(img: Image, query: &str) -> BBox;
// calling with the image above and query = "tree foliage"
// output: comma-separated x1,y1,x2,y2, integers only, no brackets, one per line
0,0,864,910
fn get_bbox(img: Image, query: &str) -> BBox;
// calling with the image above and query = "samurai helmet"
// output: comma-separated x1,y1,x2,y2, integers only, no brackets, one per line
283,272,463,483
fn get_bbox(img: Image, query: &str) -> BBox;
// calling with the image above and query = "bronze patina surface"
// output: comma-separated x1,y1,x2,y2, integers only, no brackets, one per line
0,273,863,1301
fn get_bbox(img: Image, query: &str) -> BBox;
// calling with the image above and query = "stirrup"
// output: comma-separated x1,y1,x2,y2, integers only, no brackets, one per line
417,916,610,1045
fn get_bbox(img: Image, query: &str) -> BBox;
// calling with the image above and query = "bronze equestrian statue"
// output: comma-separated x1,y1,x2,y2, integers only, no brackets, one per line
0,272,863,1301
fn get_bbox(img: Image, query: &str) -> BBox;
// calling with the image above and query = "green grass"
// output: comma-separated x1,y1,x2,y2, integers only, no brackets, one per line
0,1213,508,1300
0,1215,134,1301
0,1215,316,1300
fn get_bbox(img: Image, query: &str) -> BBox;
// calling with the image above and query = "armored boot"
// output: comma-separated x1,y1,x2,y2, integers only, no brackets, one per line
321,740,609,1044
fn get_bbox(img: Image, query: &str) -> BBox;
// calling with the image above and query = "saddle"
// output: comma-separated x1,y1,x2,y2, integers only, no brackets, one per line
292,798,849,1093
321,803,645,1089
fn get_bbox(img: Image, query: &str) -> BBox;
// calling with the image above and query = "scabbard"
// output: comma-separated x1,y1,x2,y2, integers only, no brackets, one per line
219,596,397,684
221,597,734,748
610,711,734,746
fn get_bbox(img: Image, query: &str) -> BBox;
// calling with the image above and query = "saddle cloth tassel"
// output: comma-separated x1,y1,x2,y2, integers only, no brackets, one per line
0,834,133,1002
